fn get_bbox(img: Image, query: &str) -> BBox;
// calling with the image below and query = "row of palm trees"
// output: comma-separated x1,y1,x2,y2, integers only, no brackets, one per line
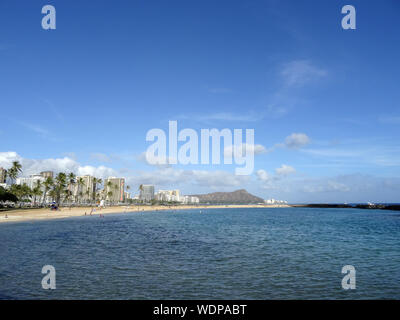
2,161,131,206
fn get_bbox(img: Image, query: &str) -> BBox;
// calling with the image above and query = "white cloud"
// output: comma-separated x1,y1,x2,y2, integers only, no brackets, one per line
136,152,177,168
256,169,270,182
125,167,184,186
281,60,327,87
284,133,310,149
255,173,400,203
0,151,22,168
191,170,250,188
125,167,250,190
76,165,117,178
275,164,296,176
256,165,295,191
0,151,116,179
22,157,80,175
0,151,251,191
3,152,400,203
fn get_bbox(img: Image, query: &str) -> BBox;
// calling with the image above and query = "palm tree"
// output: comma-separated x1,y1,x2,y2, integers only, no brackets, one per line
7,161,22,184
64,189,73,207
42,176,54,206
95,191,101,203
67,173,76,202
138,184,144,203
92,177,102,204
113,184,119,204
10,183,32,206
48,188,57,202
32,180,42,207
76,177,85,204
54,172,67,205
126,185,130,203
105,180,113,203
85,189,90,204
22,184,32,205
78,191,83,204
2,168,8,182
107,191,113,204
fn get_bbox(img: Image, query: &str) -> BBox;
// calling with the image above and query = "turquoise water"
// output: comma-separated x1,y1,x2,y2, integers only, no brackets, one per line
0,207,399,299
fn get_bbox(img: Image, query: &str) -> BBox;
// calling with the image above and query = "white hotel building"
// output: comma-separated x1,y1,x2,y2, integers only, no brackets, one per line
155,189,199,204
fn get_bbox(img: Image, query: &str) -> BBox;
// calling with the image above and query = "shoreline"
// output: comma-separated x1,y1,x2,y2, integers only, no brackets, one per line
0,204,290,224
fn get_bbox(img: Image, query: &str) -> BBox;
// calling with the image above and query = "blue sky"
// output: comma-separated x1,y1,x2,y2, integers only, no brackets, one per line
1,0,400,202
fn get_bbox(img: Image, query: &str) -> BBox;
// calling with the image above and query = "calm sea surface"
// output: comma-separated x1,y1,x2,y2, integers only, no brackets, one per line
0,207,399,299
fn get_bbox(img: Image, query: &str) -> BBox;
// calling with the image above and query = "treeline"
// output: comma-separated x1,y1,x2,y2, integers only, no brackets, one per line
0,161,120,206
0,186,18,202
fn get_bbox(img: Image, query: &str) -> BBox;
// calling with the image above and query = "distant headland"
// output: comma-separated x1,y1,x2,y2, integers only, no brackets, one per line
190,189,265,204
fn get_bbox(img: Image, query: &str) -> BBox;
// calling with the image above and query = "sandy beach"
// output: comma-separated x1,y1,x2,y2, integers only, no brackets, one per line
0,204,289,224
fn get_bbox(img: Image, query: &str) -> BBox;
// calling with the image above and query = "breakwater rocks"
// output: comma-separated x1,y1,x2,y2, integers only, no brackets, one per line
291,204,353,209
291,204,400,211
376,205,400,211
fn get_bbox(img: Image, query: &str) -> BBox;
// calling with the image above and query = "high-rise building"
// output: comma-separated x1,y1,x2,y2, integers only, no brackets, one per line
155,189,199,204
190,196,200,204
171,189,180,199
155,190,170,202
0,167,6,184
139,185,155,201
176,195,199,204
104,177,125,203
40,171,54,179
155,189,180,202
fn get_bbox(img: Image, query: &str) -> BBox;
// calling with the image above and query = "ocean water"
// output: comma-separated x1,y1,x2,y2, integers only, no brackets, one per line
0,207,399,299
